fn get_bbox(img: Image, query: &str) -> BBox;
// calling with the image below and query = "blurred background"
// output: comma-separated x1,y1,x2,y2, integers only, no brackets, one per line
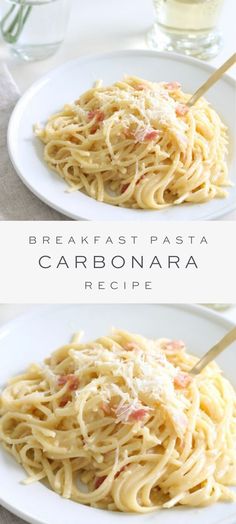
0,0,235,92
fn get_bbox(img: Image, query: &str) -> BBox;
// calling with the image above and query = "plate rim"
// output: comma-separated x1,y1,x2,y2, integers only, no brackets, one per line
0,303,236,524
7,49,236,221
0,303,235,340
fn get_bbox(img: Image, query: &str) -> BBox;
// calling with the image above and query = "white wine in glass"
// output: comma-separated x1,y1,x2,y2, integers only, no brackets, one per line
147,0,225,60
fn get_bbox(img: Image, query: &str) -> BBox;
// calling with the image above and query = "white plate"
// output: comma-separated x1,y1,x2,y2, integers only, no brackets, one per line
8,50,236,221
0,304,236,524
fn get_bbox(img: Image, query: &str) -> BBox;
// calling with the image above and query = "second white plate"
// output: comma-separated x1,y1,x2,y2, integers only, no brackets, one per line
8,50,236,221
0,304,236,524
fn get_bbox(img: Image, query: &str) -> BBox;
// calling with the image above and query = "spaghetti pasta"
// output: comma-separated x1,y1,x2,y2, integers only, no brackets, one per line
35,76,230,209
0,329,236,512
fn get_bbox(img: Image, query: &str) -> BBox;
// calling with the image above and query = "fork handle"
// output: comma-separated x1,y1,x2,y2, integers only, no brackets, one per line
190,326,236,375
187,53,236,107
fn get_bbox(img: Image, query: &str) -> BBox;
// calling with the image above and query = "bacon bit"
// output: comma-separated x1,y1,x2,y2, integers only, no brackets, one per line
163,340,185,352
136,175,145,185
176,104,189,117
121,183,129,194
124,342,138,350
129,408,148,421
135,83,147,91
94,476,107,489
58,375,68,386
88,109,105,123
134,128,159,143
101,402,112,415
143,130,159,141
174,372,192,389
124,127,159,142
165,81,181,90
59,397,70,407
58,374,79,391
68,376,79,391
115,466,126,478
87,109,105,134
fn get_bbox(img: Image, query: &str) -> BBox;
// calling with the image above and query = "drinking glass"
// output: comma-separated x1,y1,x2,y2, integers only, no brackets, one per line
0,0,70,61
147,0,225,60
203,304,232,311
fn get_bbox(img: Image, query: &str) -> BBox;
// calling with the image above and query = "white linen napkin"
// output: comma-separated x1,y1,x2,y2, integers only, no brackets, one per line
0,505,27,524
0,61,66,220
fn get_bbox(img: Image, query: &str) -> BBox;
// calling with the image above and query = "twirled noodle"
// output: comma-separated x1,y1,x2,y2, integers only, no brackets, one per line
0,330,236,512
35,76,230,209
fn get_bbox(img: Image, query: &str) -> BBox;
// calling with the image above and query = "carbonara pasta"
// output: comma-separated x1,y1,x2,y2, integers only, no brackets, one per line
35,76,230,209
0,330,236,512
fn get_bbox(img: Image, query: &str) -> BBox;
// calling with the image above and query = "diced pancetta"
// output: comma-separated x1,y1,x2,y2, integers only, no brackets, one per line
134,128,159,142
59,397,70,407
174,372,192,389
94,475,107,489
124,342,139,350
135,83,147,91
165,82,181,90
57,374,79,391
124,127,159,143
115,466,126,478
88,109,105,123
129,408,148,421
121,183,130,194
163,340,185,352
176,104,189,117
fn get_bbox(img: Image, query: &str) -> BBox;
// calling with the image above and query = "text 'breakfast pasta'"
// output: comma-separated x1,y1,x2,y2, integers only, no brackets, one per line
0,330,235,512
35,76,230,209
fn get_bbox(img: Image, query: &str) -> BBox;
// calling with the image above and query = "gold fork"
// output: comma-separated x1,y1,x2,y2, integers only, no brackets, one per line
190,326,236,375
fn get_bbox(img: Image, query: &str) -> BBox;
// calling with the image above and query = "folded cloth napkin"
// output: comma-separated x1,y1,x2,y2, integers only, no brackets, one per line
0,505,27,524
0,61,66,220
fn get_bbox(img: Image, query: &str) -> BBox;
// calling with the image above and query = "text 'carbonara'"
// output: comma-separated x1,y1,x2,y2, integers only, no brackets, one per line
0,330,235,512
35,76,230,209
